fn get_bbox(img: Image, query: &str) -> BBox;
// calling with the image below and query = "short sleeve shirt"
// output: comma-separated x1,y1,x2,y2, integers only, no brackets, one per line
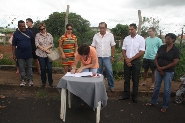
143,37,163,60
12,29,33,59
91,31,116,57
122,34,145,58
75,46,99,68
157,44,180,72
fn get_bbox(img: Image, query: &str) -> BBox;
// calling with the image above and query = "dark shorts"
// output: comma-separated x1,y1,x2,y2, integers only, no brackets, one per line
32,50,38,59
142,58,156,71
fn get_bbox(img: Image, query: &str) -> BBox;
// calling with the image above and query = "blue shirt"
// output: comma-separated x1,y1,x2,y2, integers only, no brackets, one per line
12,29,34,59
143,37,162,60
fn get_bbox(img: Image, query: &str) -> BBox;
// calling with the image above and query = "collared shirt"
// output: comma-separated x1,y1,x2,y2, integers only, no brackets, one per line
143,37,163,60
122,34,145,58
91,31,116,57
12,29,34,59
157,44,180,72
35,32,54,57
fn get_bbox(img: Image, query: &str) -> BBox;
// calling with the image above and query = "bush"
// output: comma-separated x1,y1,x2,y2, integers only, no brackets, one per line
173,43,185,81
0,54,14,65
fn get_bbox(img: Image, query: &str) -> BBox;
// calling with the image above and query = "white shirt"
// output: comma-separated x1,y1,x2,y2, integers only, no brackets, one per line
122,34,145,58
91,31,116,57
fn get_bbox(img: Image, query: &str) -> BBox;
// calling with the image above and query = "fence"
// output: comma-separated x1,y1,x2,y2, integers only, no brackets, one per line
0,13,184,67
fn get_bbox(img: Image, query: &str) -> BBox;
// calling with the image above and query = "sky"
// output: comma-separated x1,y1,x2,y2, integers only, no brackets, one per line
0,0,185,34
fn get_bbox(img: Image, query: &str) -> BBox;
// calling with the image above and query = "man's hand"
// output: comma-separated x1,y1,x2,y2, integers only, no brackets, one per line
159,70,164,76
126,62,132,67
157,67,164,72
13,55,17,61
110,57,114,63
126,58,132,64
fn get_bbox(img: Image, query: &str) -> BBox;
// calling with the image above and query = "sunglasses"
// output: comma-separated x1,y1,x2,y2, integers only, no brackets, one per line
67,28,72,30
39,28,45,31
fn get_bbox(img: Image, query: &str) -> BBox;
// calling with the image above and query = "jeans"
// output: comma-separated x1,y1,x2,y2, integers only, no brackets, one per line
123,59,140,98
151,70,174,108
98,57,114,89
82,68,97,73
18,58,33,81
38,56,53,85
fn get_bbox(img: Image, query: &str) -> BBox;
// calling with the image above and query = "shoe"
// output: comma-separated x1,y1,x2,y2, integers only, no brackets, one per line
145,103,155,106
132,98,137,103
119,96,130,100
42,84,46,88
49,84,53,88
15,71,19,74
20,81,26,87
110,88,115,93
0,95,5,99
29,81,34,86
160,108,167,113
150,86,155,90
139,83,146,86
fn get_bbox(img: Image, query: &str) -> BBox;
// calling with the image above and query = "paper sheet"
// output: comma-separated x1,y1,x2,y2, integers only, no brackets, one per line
64,72,93,77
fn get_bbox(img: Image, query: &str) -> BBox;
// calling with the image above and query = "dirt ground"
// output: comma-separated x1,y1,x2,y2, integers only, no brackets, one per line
0,69,180,99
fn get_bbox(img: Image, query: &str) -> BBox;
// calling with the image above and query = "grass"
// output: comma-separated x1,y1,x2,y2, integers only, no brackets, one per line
35,89,49,98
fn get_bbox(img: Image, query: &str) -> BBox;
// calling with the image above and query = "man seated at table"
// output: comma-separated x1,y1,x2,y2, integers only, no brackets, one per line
71,43,99,74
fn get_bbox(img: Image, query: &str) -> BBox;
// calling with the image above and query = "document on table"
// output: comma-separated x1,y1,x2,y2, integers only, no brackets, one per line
64,72,93,77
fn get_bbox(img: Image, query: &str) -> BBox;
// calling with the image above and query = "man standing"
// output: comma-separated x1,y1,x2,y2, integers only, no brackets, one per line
91,22,116,92
140,27,162,90
12,20,34,86
26,18,40,74
119,23,145,103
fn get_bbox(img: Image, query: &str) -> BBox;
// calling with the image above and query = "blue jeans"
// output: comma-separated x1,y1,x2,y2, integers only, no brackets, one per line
18,58,33,81
82,68,97,73
98,57,114,89
38,56,53,85
151,70,174,108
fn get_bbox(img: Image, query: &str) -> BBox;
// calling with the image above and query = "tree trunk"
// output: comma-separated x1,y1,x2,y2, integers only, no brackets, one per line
137,10,142,35
65,5,70,32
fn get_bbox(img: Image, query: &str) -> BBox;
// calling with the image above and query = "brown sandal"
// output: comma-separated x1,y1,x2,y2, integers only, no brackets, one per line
160,108,167,113
145,103,155,106
0,106,6,109
0,95,5,99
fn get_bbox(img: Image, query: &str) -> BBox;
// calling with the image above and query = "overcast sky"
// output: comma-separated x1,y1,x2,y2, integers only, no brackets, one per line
0,0,185,34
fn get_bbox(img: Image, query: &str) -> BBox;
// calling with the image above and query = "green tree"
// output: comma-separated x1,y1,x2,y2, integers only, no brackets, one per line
141,17,160,38
111,24,128,48
111,24,128,40
35,12,96,47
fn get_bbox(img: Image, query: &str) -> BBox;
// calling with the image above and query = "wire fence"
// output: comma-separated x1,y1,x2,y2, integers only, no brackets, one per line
0,13,184,66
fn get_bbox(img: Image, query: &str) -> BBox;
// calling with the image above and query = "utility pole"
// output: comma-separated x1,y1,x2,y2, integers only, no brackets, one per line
65,5,70,32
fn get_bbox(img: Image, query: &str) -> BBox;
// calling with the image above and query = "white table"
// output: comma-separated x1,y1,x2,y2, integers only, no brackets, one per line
57,75,108,123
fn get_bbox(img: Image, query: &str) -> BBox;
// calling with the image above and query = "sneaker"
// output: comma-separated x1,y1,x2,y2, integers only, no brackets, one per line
28,81,34,86
20,81,26,87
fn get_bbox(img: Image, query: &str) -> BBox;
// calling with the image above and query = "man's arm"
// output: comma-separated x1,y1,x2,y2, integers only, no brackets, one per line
126,51,144,63
111,46,115,62
12,46,16,60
